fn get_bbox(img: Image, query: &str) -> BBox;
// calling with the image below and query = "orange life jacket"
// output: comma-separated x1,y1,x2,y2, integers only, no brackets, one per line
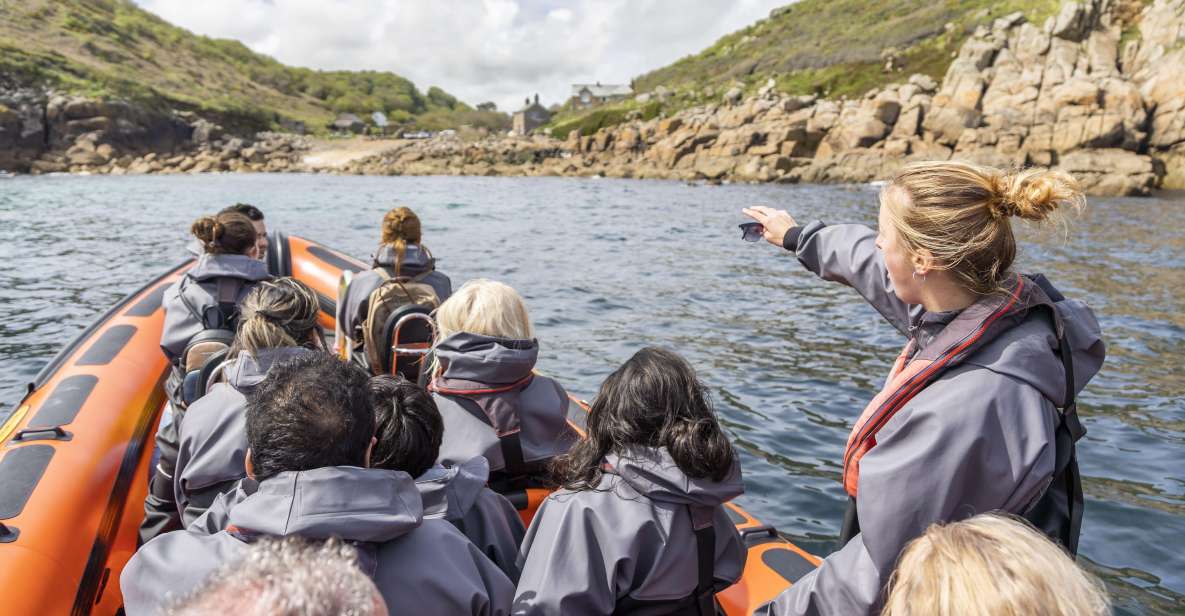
841,275,1027,497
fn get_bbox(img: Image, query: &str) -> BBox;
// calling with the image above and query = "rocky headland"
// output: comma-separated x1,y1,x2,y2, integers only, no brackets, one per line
3,0,1184,196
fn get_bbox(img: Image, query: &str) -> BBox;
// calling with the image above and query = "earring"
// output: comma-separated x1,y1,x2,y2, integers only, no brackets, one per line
913,271,927,283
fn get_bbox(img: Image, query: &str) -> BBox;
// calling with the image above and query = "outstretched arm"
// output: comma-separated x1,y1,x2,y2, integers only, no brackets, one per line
742,207,916,335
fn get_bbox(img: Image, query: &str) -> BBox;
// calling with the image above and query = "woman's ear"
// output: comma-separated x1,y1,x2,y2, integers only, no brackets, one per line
244,448,256,480
912,248,935,276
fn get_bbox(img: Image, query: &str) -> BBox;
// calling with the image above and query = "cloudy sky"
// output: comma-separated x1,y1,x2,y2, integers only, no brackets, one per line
132,0,791,112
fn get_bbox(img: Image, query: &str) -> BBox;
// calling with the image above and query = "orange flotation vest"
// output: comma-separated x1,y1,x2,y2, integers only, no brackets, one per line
841,275,1027,497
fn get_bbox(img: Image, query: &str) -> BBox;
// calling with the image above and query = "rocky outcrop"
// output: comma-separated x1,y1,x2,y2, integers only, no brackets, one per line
4,0,1183,195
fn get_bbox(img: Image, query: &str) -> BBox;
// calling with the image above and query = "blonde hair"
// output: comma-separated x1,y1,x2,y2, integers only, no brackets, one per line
883,514,1110,616
228,278,322,359
380,206,422,277
882,161,1085,295
431,279,534,376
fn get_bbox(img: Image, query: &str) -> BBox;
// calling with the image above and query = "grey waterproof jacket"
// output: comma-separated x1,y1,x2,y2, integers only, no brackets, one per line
760,222,1105,615
513,447,747,615
417,457,527,582
336,244,452,345
189,458,527,582
123,466,515,616
432,332,577,475
173,347,313,527
160,253,270,362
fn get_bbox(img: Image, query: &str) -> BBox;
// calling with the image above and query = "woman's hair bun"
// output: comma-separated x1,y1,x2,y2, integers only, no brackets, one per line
190,216,222,245
991,169,1084,222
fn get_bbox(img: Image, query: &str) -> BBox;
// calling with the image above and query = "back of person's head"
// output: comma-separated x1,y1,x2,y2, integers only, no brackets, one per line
882,161,1085,296
435,279,534,341
368,375,443,477
191,211,257,256
166,536,387,616
553,347,734,491
380,206,422,276
246,353,374,481
220,203,265,222
229,278,322,359
882,514,1110,616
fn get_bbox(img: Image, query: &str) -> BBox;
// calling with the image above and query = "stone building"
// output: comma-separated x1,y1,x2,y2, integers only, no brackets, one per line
512,94,551,135
571,82,633,109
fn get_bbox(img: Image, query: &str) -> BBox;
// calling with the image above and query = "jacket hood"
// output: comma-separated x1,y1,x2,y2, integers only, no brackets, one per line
189,253,271,283
435,332,538,384
222,347,314,391
374,244,434,275
227,466,423,542
415,457,490,521
606,446,744,508
961,276,1106,408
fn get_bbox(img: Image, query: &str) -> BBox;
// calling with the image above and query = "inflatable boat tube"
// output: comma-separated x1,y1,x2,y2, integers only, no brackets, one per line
0,232,817,615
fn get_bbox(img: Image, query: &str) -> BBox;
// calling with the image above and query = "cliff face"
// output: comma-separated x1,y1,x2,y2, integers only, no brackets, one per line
542,0,1183,195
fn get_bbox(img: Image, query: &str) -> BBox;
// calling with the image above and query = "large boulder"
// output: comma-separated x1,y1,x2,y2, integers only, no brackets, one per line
1056,148,1159,195
0,87,47,171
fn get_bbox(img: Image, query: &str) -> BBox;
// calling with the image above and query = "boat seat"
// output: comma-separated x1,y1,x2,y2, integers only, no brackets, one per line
378,304,435,381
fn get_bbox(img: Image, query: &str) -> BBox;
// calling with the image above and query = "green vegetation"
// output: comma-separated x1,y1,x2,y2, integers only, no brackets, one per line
548,0,1064,135
0,0,492,133
549,101,661,140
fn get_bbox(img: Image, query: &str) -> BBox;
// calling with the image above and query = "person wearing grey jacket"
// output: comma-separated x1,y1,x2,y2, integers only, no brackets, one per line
172,277,324,528
513,347,747,615
742,161,1105,615
336,206,452,364
370,374,528,582
123,352,514,616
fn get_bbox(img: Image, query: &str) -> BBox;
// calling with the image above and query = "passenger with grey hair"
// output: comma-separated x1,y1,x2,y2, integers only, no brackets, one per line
167,536,387,616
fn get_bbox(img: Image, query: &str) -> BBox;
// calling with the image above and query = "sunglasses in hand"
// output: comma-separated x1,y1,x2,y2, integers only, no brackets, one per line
739,222,764,242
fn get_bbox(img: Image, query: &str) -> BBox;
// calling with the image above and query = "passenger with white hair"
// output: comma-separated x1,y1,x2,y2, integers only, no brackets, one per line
166,536,387,616
429,279,577,497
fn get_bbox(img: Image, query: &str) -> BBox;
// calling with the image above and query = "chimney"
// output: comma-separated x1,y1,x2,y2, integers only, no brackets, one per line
534,93,539,105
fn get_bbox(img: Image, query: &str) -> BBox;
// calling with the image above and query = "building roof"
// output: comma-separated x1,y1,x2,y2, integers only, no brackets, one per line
333,113,364,128
571,83,633,98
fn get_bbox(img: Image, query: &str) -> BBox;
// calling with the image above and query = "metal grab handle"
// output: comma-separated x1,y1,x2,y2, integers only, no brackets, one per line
390,312,437,377
12,426,73,442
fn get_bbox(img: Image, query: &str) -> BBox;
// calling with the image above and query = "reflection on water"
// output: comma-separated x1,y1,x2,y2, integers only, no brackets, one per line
0,175,1182,613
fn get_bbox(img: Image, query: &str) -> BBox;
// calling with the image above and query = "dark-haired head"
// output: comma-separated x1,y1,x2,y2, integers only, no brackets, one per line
245,353,375,481
551,347,735,491
368,375,443,478
191,212,257,256
220,203,265,221
218,203,268,259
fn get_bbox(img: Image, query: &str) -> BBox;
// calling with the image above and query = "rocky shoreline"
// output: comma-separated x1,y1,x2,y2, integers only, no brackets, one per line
3,0,1183,197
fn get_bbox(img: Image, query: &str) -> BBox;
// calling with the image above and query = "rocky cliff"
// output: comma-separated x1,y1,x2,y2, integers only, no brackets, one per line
340,0,1185,196
4,0,1184,196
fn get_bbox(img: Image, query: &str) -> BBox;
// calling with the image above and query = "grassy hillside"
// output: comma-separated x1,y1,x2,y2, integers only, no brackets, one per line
549,0,1064,137
0,0,497,133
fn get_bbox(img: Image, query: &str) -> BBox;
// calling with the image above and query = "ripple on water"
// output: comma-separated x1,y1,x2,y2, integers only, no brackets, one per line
0,174,1182,613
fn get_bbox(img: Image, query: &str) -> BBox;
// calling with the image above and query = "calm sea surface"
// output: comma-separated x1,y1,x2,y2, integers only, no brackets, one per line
1,174,1182,613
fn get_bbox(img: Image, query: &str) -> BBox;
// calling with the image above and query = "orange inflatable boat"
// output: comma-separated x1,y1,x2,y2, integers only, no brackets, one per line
0,232,818,615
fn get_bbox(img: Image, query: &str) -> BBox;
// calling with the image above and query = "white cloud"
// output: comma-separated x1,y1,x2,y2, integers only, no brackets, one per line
133,0,792,112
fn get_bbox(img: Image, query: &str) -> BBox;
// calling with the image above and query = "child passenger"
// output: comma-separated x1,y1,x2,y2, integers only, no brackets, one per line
513,347,746,614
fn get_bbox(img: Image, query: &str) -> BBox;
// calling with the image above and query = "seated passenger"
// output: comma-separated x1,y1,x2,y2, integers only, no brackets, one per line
370,374,527,582
162,212,271,403
167,536,387,615
122,352,514,616
336,206,452,372
145,212,271,543
882,514,1110,616
513,347,746,615
173,278,323,527
186,203,268,261
429,279,576,493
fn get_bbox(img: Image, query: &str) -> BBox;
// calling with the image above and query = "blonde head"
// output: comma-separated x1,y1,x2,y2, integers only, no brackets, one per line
883,514,1110,616
434,279,534,342
380,207,423,277
431,279,534,377
228,278,322,359
882,161,1084,296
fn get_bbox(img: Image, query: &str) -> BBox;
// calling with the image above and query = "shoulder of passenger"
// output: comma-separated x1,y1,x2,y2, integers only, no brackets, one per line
892,367,1049,428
